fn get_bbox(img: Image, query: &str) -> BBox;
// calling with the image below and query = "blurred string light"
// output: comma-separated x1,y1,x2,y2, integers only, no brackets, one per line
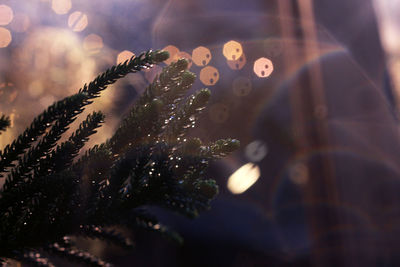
223,40,243,60
0,27,12,48
83,34,103,54
227,163,260,194
68,11,88,32
209,103,229,123
192,46,212,66
227,53,246,70
199,66,219,86
232,76,252,96
10,13,30,33
0,5,13,26
253,57,274,78
162,45,179,65
116,50,135,64
245,140,268,162
52,0,72,15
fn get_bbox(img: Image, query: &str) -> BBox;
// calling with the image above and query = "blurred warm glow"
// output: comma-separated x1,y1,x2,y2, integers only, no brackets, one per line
162,45,179,64
223,40,243,60
83,34,103,54
117,50,135,64
10,13,30,33
199,66,219,86
192,46,212,66
227,163,260,194
209,103,229,123
232,76,252,96
52,0,72,15
245,140,268,162
0,5,13,26
289,163,309,185
174,51,192,68
253,57,274,78
227,53,246,70
0,27,12,48
28,80,44,97
68,11,88,32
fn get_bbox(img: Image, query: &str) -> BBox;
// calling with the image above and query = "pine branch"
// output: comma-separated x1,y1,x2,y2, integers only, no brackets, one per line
0,115,10,135
79,225,133,249
0,49,240,266
0,50,168,178
45,243,111,267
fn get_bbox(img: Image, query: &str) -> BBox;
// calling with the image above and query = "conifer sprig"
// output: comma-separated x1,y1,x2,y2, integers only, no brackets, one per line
0,49,239,266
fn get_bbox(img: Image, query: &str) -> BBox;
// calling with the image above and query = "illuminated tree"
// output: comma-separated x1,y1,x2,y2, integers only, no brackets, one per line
0,50,239,266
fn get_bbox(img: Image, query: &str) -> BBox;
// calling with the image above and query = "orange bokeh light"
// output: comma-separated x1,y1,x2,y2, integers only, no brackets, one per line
0,5,13,26
52,0,72,15
117,50,135,64
0,27,12,48
68,11,88,32
83,34,103,54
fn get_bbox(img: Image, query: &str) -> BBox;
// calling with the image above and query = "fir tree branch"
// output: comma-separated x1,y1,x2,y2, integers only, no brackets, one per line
79,225,133,249
0,50,168,178
0,115,10,135
44,244,111,267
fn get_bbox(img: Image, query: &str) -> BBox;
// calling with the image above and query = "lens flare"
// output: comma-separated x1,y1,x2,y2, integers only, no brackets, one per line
228,163,260,194
232,76,252,96
227,53,246,70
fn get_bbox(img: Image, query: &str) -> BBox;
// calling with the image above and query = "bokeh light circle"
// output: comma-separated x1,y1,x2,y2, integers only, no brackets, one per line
0,27,12,48
0,5,13,26
200,66,219,86
68,11,88,32
223,40,243,60
253,57,274,78
192,46,212,66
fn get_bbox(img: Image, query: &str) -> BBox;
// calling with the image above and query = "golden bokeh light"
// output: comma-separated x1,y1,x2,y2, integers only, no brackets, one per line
223,40,243,60
117,50,135,64
209,103,229,123
52,0,72,15
162,45,179,65
10,13,30,33
232,76,252,96
227,53,246,70
0,5,13,26
253,57,274,78
83,34,103,54
173,51,192,68
0,27,12,48
199,66,219,86
192,46,212,66
227,163,260,194
68,11,88,32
